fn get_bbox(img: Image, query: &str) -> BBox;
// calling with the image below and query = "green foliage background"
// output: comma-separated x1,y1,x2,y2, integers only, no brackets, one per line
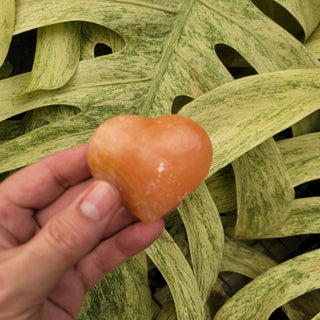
1,0,320,319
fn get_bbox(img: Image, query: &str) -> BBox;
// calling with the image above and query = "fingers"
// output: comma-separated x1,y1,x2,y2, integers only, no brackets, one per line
35,178,94,226
35,179,138,237
0,144,90,212
77,219,164,290
0,144,90,244
38,218,163,318
14,181,122,296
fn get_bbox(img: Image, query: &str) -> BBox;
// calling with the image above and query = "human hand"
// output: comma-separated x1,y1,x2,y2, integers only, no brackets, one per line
0,144,164,320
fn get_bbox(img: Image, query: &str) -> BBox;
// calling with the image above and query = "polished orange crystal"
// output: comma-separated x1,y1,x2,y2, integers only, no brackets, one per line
88,114,213,224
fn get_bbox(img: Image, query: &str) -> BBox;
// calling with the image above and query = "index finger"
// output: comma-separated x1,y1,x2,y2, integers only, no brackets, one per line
0,144,91,210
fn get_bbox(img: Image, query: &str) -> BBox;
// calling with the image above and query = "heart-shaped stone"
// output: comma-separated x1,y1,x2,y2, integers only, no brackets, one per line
88,114,213,224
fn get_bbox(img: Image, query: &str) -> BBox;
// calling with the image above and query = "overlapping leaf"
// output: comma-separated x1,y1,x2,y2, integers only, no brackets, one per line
20,22,81,95
145,230,204,320
305,24,320,59
272,0,320,39
214,249,320,320
232,138,294,239
1,1,320,319
278,132,320,187
220,237,277,279
1,0,319,172
206,132,320,213
0,0,14,66
180,68,320,175
261,197,320,238
78,253,153,320
179,182,224,302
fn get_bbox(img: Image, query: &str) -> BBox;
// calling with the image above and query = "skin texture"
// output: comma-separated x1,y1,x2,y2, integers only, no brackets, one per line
0,144,164,320
88,114,213,224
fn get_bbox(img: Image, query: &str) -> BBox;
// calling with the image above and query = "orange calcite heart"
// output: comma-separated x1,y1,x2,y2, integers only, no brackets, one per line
88,114,213,224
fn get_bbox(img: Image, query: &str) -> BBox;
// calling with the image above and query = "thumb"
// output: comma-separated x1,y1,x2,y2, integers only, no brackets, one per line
20,180,121,294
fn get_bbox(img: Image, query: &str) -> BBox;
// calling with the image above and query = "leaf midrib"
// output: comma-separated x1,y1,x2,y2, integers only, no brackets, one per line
139,0,194,117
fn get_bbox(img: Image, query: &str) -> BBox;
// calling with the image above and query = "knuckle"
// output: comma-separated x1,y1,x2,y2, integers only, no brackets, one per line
44,215,83,261
91,249,107,273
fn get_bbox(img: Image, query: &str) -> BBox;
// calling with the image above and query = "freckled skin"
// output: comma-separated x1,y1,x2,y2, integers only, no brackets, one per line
88,114,213,224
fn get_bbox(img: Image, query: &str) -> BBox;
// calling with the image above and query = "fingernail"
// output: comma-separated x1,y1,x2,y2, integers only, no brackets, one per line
80,181,118,221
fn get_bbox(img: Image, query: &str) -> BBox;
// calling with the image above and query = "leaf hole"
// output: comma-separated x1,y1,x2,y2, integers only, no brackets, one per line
94,43,112,57
1,105,81,142
215,44,257,79
24,104,80,130
81,22,125,60
251,0,305,41
6,113,26,121
274,127,293,141
4,29,37,77
295,179,320,199
171,95,193,114
269,307,290,319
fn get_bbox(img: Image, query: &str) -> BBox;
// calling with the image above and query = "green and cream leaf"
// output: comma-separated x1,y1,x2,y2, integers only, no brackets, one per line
19,22,81,95
0,0,15,66
215,249,320,320
145,230,204,320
